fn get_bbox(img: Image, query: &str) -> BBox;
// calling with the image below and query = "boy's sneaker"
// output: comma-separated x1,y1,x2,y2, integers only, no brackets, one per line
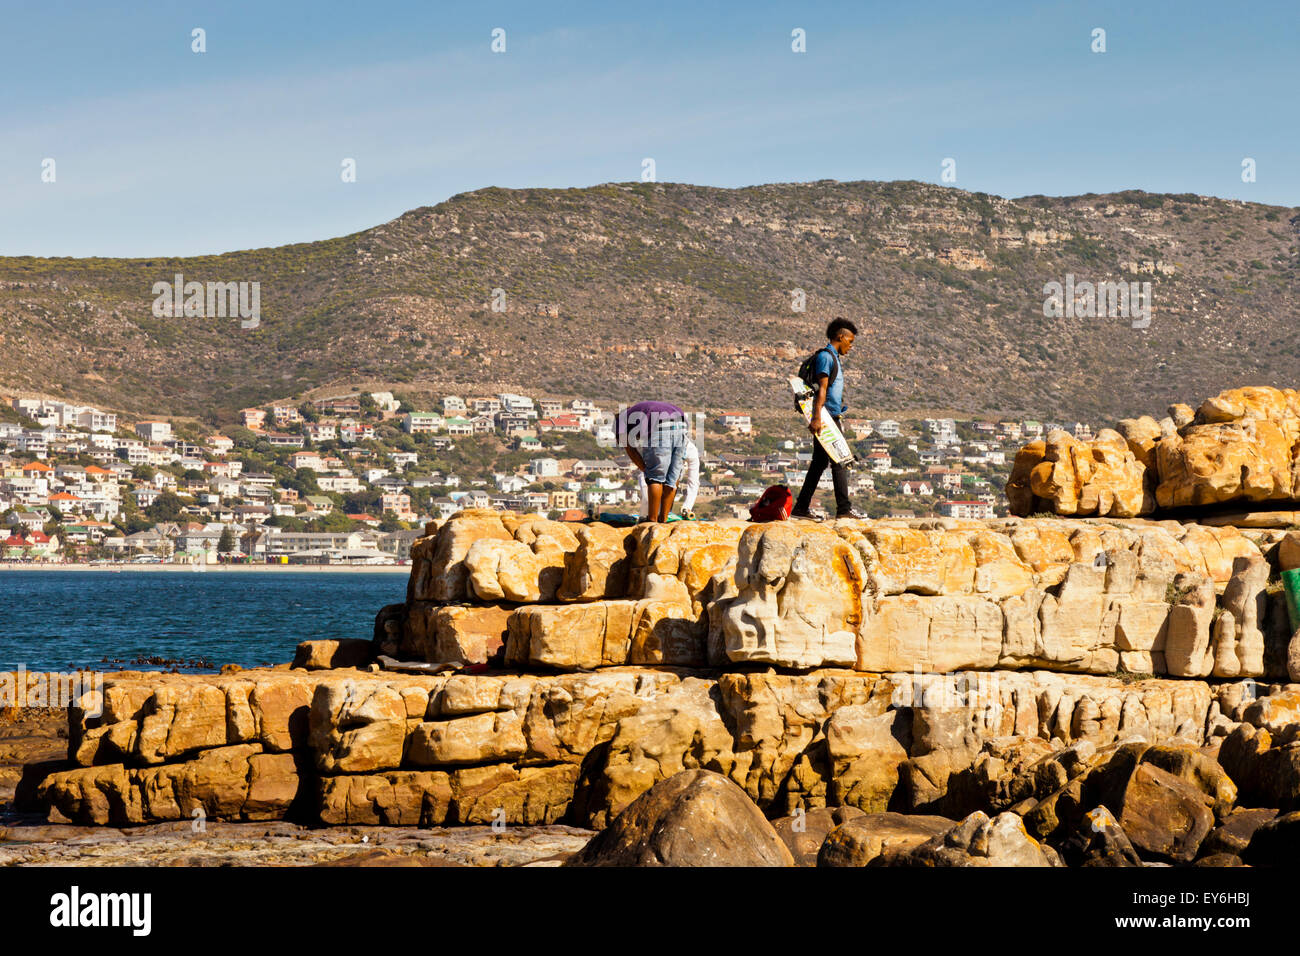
789,507,825,521
835,508,870,520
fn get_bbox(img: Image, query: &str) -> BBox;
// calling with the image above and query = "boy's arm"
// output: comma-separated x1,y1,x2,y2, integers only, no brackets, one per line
624,445,646,471
809,375,829,433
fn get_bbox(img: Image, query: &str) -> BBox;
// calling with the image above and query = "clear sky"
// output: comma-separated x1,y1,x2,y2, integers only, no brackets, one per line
2,0,1295,257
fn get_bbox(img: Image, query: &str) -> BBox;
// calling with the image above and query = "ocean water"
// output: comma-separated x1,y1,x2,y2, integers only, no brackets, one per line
0,571,408,672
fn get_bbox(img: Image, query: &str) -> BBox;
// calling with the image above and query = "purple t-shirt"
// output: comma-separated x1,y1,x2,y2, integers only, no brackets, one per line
617,401,685,446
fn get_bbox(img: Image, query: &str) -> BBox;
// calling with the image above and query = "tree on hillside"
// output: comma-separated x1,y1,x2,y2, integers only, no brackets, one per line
228,426,258,447
217,526,236,555
344,490,382,514
266,514,308,532
309,510,356,533
144,492,186,522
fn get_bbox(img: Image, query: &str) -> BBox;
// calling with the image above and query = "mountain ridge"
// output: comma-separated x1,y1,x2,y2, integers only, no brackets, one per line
1,179,1295,427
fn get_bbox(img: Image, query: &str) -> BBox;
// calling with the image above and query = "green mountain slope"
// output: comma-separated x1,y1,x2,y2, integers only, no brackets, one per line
1,180,1295,425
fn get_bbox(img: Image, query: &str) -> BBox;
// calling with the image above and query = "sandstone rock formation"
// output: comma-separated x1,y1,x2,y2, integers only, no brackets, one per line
399,509,1288,677
881,810,1061,867
1008,386,1300,519
816,811,952,866
566,769,794,867
24,456,1300,867
30,661,1267,831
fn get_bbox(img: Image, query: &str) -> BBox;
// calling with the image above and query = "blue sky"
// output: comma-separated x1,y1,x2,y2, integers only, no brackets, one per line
2,0,1295,257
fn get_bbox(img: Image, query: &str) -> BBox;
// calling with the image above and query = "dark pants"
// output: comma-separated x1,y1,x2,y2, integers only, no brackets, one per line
796,416,851,515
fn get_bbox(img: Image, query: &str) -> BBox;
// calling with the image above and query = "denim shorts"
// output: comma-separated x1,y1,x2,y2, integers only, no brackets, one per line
638,420,689,487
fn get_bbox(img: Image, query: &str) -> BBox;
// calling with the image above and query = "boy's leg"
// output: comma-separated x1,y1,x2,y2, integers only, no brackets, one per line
830,459,852,515
644,482,664,522
659,486,677,521
658,435,686,522
795,438,830,513
829,416,854,515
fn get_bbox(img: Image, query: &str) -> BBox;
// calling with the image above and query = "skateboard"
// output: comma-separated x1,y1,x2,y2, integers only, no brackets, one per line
790,377,855,464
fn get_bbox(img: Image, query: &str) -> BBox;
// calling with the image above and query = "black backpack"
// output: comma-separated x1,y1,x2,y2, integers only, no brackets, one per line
797,345,839,389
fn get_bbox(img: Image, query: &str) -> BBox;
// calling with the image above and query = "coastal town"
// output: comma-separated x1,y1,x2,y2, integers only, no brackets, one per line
0,390,1095,565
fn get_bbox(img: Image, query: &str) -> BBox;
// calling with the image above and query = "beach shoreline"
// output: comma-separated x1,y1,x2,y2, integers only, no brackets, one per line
0,563,408,573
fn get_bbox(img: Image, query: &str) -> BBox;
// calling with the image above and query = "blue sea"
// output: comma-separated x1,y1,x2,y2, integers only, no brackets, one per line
0,571,408,672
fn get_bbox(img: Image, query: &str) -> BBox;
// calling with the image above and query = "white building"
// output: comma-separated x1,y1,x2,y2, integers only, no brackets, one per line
720,414,752,436
495,473,530,494
937,500,995,520
76,408,117,432
134,421,172,442
403,413,444,435
317,475,362,493
370,391,401,413
528,457,560,478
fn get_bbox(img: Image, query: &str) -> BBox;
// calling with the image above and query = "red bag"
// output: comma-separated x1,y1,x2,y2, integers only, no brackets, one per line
749,484,793,522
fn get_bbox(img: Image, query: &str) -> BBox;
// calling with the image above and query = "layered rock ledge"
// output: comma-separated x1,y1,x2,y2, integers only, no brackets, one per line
398,508,1297,679
32,664,1269,830
22,494,1300,841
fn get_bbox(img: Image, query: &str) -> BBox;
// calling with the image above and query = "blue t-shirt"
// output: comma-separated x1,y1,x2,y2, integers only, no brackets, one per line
812,344,845,417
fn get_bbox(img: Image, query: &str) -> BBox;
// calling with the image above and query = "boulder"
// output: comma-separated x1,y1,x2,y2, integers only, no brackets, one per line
558,523,637,601
1113,762,1215,863
464,532,575,603
407,711,527,766
505,598,704,670
1007,387,1300,518
566,770,794,867
772,806,865,866
817,812,953,867
413,511,579,602
578,679,735,829
1242,810,1300,866
39,744,300,826
824,707,908,811
310,681,410,774
1005,430,1150,518
1057,806,1143,866
882,811,1059,867
318,770,452,826
291,639,373,671
402,603,511,665
1217,722,1300,810
1156,389,1300,509
1200,807,1278,857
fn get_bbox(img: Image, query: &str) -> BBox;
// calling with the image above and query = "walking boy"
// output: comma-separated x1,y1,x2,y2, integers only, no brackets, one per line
792,318,866,520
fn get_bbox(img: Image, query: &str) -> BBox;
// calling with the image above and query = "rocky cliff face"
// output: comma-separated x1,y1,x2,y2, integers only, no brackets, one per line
33,663,1254,830
1008,385,1300,520
401,508,1294,680
28,499,1300,839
